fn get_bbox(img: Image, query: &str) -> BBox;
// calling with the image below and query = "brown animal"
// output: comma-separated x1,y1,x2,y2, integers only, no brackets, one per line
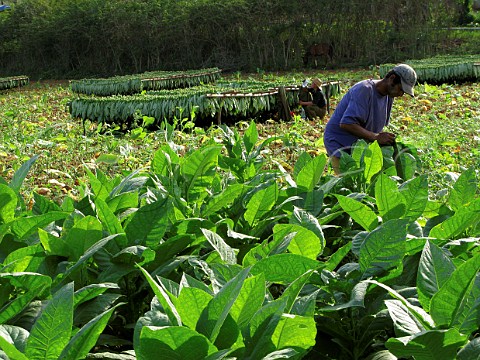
303,43,334,68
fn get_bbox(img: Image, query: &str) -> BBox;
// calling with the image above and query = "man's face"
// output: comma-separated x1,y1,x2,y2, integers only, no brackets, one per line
388,76,405,98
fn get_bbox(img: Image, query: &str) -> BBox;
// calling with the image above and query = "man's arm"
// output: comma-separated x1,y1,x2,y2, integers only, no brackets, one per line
340,123,395,145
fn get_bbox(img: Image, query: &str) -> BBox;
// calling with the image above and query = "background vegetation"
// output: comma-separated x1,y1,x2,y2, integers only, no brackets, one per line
1,0,479,79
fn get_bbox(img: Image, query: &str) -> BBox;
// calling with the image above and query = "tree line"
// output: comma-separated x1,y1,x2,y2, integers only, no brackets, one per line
0,0,472,79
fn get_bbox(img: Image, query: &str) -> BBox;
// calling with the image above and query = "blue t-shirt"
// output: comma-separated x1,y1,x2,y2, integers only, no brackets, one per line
323,79,393,157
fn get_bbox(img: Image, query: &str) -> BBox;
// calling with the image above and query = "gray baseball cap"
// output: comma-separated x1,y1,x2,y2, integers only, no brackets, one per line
393,64,417,97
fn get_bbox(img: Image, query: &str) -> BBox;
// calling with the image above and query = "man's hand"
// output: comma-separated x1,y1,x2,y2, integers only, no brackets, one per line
375,132,396,145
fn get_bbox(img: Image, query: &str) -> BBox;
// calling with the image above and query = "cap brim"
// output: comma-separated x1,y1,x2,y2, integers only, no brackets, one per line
400,79,414,97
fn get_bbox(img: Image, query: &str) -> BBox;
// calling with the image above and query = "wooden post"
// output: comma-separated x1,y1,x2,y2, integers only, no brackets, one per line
278,86,291,121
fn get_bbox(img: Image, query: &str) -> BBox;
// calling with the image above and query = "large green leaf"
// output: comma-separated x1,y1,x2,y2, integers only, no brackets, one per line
0,334,28,360
290,207,325,255
386,329,467,360
95,198,125,238
457,337,480,360
417,241,456,312
0,184,17,224
177,288,213,330
0,273,51,324
202,184,246,217
58,303,123,360
10,212,69,240
295,154,327,191
430,253,480,331
3,244,44,273
448,167,477,212
273,224,321,260
137,326,218,360
385,299,426,336
359,219,408,279
196,267,250,343
364,141,383,183
151,145,179,177
374,174,406,221
124,197,171,246
0,325,29,353
399,175,429,221
250,254,320,284
181,146,222,204
25,282,74,360
9,154,39,193
270,314,316,355
244,182,278,227
243,120,258,155
335,194,378,231
63,215,104,260
429,198,480,239
229,273,265,329
201,229,236,265
244,298,288,359
138,266,182,326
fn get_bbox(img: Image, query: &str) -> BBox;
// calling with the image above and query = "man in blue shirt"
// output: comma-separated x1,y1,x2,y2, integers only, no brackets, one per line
323,63,417,174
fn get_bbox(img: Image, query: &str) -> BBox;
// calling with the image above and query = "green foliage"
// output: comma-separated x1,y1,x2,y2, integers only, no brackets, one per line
0,128,479,359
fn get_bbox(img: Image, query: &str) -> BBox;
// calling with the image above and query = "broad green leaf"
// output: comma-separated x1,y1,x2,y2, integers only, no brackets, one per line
457,337,480,360
10,212,69,240
3,244,44,273
95,198,125,237
318,281,368,311
138,266,182,326
230,273,265,329
54,235,118,290
374,174,406,221
417,241,456,312
364,141,383,183
335,194,378,231
64,215,103,260
137,326,218,360
359,219,408,279
270,315,316,355
399,175,429,221
151,145,180,177
9,154,39,193
25,282,74,360
364,280,434,331
0,334,28,360
324,242,352,271
84,167,110,201
181,146,222,204
430,253,480,330
124,197,171,246
448,167,477,212
429,199,480,239
106,192,138,214
290,207,325,254
196,267,250,343
244,182,278,227
201,228,236,265
177,288,213,330
243,120,258,154
351,139,369,168
58,303,123,360
245,298,288,359
279,271,314,312
386,329,467,360
385,299,426,336
202,184,245,217
0,325,29,353
0,184,17,224
0,273,51,324
74,283,120,307
293,152,312,180
296,154,327,191
250,254,320,284
273,224,320,260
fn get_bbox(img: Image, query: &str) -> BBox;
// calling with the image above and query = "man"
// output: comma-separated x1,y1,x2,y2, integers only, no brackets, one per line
323,63,417,174
299,78,327,121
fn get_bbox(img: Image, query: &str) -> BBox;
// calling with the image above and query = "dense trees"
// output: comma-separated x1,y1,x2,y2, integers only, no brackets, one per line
0,0,473,78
